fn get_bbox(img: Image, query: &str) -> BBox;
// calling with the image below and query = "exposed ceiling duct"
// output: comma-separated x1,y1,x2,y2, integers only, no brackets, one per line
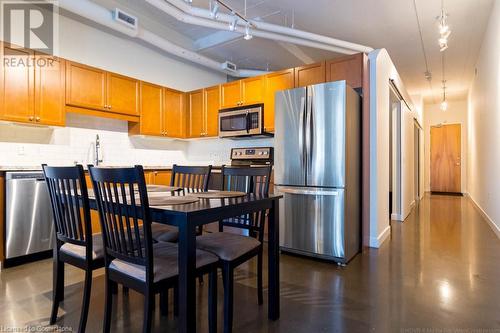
57,0,267,77
146,0,374,55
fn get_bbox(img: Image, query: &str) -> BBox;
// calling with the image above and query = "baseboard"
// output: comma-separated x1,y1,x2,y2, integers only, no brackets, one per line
369,225,391,248
467,195,500,240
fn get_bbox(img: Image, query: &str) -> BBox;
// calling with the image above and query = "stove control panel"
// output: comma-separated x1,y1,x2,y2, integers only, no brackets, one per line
230,147,273,160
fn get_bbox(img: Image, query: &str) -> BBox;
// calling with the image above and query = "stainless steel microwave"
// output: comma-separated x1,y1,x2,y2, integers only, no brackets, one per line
218,104,272,138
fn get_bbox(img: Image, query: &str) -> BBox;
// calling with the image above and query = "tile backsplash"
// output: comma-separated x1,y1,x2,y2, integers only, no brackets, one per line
0,113,274,167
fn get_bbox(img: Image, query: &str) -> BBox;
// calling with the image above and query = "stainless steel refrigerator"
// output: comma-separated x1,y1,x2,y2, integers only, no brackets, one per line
274,80,361,264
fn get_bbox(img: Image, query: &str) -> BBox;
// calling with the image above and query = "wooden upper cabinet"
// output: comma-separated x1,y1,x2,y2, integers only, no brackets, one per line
326,53,364,88
220,80,241,108
188,89,204,138
164,88,186,138
106,73,139,115
66,62,106,110
204,85,220,137
294,61,326,87
0,46,34,123
264,69,294,132
34,54,65,126
138,82,163,136
241,76,264,105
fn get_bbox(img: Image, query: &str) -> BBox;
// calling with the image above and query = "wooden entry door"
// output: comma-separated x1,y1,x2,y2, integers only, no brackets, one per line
430,124,461,193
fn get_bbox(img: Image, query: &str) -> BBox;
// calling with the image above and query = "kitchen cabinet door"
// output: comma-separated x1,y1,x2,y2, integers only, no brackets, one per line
34,54,65,126
164,88,186,138
241,76,264,105
66,62,107,111
107,72,139,115
151,170,172,185
204,85,220,137
326,53,364,88
294,61,326,87
264,69,294,132
0,46,34,123
188,89,204,137
139,82,163,136
220,80,241,108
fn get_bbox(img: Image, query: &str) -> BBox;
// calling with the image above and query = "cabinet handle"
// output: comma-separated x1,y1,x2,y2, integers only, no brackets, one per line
29,116,34,121
35,117,40,122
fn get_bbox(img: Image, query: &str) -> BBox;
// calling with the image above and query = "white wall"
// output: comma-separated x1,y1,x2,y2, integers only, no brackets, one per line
368,49,418,247
467,0,500,238
0,12,232,168
423,100,468,193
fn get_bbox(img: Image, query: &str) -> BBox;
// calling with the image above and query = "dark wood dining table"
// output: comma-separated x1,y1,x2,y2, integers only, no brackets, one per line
87,188,282,333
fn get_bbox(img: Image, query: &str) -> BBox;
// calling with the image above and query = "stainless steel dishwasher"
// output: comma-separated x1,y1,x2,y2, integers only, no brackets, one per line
5,171,54,260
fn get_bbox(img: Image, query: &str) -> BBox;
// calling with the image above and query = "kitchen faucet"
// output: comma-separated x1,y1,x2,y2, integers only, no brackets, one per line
95,134,103,166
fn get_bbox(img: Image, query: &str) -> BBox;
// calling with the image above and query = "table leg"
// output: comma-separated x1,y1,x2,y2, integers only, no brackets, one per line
178,218,197,333
268,198,280,320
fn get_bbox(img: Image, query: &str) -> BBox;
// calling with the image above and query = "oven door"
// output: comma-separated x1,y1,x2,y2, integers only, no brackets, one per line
219,105,262,137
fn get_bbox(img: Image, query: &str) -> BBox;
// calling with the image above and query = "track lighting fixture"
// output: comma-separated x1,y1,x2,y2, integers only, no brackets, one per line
210,0,219,19
437,7,451,52
244,23,253,40
229,14,238,31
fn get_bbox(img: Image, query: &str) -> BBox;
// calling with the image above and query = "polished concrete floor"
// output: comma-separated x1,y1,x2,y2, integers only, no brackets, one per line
1,194,500,332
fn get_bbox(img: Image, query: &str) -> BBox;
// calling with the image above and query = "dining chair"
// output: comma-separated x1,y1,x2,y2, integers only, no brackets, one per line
196,165,272,333
150,164,213,243
88,165,219,333
42,164,104,333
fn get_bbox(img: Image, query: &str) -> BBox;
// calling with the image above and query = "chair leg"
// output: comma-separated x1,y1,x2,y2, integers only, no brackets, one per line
50,258,64,324
122,286,129,294
160,289,169,317
222,263,234,333
257,251,263,305
208,270,218,333
173,286,179,317
199,274,204,285
143,291,154,333
103,277,113,333
78,269,92,333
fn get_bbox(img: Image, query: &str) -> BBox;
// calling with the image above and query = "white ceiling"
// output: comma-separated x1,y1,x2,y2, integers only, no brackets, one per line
88,0,494,103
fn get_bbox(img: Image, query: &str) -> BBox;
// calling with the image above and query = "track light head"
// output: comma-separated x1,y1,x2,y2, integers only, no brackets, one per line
210,1,219,19
229,15,238,31
244,24,253,40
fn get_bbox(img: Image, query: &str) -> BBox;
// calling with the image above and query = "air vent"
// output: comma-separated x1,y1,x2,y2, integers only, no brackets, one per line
221,61,237,74
113,8,138,31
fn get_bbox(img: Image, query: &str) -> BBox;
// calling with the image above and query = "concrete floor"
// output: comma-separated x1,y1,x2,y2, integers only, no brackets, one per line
1,194,500,332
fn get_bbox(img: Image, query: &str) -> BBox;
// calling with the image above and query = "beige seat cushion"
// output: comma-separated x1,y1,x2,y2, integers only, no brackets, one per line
109,242,218,282
196,232,261,261
60,234,104,260
151,223,179,242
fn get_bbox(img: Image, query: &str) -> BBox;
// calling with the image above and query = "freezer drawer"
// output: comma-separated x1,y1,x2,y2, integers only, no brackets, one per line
275,186,345,260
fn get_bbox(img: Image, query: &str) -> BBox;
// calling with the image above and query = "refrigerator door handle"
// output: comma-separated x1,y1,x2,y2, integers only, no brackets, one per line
304,92,312,175
275,186,339,196
298,96,306,171
308,94,314,170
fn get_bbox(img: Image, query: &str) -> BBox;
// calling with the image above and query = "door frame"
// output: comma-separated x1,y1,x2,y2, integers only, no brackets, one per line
429,122,462,194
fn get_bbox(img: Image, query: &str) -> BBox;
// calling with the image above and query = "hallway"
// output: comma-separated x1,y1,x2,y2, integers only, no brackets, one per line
1,194,499,332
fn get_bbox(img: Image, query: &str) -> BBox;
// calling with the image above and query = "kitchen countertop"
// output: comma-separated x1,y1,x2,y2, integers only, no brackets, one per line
0,164,228,172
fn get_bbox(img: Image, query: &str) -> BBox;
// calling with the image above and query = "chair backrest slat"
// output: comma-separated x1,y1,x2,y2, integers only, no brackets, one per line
220,166,272,241
42,165,92,251
89,166,153,279
171,164,212,191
